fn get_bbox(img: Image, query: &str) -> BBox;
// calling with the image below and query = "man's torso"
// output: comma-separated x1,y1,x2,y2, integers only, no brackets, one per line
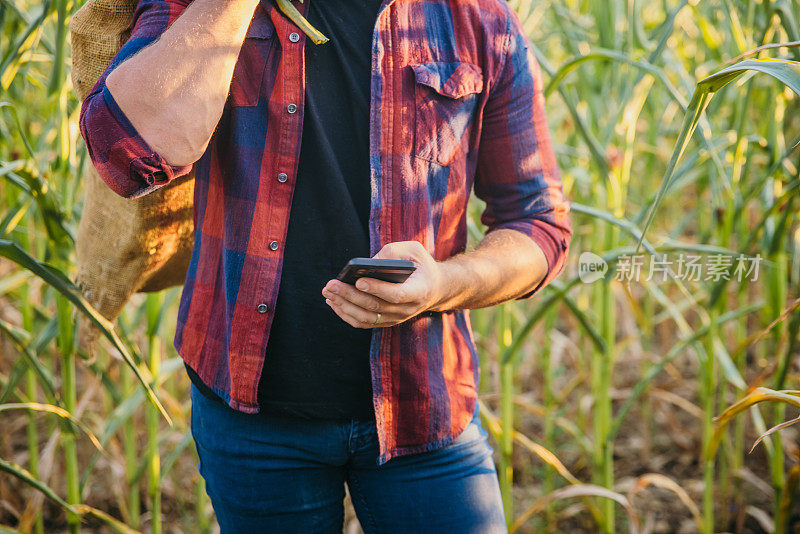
174,0,529,464
187,0,383,421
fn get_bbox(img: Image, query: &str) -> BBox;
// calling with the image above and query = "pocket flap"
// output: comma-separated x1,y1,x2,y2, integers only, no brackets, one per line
411,61,484,99
245,4,275,39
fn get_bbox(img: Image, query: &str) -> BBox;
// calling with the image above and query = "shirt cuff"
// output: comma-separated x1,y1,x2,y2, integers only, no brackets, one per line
81,82,192,199
102,84,193,183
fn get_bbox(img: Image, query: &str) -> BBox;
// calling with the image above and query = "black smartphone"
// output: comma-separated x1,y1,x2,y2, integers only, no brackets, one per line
336,258,417,285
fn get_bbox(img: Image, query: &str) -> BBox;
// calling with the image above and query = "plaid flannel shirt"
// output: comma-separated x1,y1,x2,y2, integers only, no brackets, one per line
79,0,572,464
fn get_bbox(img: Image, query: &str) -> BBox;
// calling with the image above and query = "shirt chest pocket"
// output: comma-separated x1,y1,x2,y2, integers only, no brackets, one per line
411,61,484,166
229,7,275,107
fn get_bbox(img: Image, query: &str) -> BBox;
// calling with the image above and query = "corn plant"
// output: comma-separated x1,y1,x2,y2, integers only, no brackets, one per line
2,0,800,533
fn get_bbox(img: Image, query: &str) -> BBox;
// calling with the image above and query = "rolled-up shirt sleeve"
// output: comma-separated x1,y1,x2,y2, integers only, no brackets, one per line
78,0,194,199
473,9,572,299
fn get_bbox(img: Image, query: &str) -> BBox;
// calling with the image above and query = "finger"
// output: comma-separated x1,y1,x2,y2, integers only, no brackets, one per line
322,280,401,314
374,240,423,260
353,277,405,304
325,286,416,322
355,276,427,305
326,298,395,329
328,294,393,326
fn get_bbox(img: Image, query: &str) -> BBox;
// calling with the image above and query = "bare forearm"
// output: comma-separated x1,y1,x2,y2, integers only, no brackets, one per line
429,229,549,312
105,0,260,166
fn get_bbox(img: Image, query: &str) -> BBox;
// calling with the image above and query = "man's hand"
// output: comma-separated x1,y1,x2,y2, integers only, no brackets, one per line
322,229,551,329
322,241,444,329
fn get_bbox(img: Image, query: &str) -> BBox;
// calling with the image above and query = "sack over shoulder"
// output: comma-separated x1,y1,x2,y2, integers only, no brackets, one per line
71,0,195,350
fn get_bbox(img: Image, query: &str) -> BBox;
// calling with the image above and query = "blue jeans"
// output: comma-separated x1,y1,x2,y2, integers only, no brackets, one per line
189,383,507,533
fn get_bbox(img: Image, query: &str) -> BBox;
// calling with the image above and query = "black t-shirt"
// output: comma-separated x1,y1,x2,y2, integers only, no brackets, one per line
186,0,381,420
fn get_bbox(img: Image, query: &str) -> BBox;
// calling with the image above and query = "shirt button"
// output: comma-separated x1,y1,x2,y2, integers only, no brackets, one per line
257,303,269,314
287,103,297,114
277,172,288,183
269,240,279,251
289,32,300,43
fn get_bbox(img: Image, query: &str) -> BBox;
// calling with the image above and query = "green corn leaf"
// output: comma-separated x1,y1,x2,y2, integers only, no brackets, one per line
637,57,800,252
0,456,76,512
0,403,103,452
0,1,51,90
0,239,172,426
0,457,140,534
0,317,58,399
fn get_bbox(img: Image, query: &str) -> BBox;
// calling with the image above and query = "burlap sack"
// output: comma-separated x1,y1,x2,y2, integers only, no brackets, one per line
71,0,195,352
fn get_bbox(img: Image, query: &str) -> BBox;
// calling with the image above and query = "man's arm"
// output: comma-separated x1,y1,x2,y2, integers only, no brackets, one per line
322,10,571,328
321,233,547,329
105,0,260,166
78,0,259,198
428,228,550,310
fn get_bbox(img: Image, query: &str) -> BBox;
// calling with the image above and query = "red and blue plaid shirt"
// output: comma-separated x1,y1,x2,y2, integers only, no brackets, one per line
79,0,571,464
